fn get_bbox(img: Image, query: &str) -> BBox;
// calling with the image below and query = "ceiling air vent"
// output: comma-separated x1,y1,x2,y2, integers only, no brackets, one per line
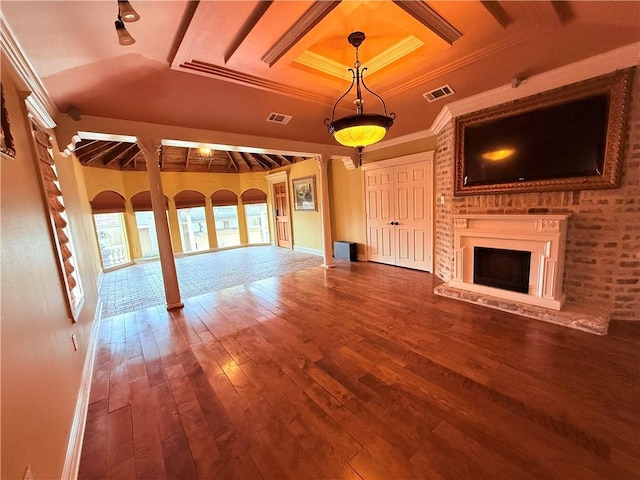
423,84,455,102
266,112,292,125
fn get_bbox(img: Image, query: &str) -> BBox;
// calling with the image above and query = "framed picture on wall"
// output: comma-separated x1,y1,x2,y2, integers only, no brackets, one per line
292,175,317,211
1,84,16,159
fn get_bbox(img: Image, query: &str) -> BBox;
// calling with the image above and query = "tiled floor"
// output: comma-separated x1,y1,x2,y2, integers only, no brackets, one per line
99,246,324,318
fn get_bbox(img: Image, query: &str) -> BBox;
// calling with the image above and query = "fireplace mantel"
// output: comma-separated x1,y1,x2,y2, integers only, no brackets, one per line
448,214,571,310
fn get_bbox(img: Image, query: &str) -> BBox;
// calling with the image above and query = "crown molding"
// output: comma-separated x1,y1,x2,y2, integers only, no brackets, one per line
179,59,334,105
429,42,640,135
365,128,434,152
0,15,57,129
331,154,356,170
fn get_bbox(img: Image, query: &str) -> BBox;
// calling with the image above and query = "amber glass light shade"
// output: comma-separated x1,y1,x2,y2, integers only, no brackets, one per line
328,114,394,148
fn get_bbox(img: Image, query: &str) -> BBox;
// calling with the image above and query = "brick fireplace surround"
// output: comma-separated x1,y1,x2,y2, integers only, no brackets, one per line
433,69,640,334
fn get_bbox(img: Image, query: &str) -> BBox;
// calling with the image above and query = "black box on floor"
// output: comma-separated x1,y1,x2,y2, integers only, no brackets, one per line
334,241,357,261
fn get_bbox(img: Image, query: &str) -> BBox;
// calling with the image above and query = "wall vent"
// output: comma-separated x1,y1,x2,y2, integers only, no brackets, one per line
266,112,292,124
423,84,455,102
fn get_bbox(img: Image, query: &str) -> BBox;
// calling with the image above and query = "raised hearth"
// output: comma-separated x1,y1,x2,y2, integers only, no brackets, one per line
434,284,608,335
434,213,611,334
447,214,571,310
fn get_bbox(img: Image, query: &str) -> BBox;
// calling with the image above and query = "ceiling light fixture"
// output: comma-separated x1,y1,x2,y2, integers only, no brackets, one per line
118,0,140,22
325,32,395,166
115,15,136,46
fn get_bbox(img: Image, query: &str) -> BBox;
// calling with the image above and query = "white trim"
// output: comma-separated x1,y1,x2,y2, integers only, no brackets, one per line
364,42,640,141
0,15,57,128
366,129,434,152
96,269,104,293
430,42,640,134
62,300,103,480
362,151,434,171
331,155,356,171
293,245,323,257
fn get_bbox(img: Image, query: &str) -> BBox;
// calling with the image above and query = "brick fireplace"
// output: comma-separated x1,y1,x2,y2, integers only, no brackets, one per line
432,68,639,332
447,214,570,310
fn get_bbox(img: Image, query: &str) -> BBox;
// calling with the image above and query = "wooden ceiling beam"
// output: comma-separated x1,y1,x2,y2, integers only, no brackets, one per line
74,139,100,153
120,148,141,170
392,1,462,45
259,154,280,168
480,1,513,28
226,151,239,171
103,143,138,167
250,153,269,170
224,1,273,63
185,148,191,171
276,154,291,165
76,141,118,164
207,151,216,171
261,1,341,67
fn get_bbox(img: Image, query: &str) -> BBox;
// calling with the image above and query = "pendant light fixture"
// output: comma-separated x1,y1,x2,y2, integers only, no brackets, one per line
115,15,136,46
324,32,395,166
118,0,140,22
114,0,140,46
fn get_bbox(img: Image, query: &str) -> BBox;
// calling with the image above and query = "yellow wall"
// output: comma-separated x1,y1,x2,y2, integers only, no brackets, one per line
1,59,100,479
329,159,366,256
286,158,323,252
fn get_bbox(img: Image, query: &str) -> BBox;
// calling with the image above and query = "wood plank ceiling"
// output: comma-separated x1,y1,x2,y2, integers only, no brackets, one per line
74,140,312,173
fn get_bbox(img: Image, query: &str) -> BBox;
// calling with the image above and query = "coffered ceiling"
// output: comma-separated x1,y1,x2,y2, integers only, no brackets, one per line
1,1,639,172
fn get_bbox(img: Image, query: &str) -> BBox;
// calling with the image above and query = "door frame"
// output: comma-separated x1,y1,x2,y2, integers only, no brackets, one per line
266,171,293,249
361,151,435,271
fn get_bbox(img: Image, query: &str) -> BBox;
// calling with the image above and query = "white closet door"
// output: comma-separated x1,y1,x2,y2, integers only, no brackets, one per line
365,167,396,265
394,162,430,270
363,155,433,272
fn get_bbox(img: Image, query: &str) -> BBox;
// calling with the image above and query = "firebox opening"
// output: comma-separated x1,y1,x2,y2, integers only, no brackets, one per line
473,246,531,294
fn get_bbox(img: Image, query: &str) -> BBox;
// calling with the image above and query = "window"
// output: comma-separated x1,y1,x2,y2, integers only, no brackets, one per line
213,206,240,247
178,206,209,253
93,213,130,268
134,211,160,258
245,203,270,244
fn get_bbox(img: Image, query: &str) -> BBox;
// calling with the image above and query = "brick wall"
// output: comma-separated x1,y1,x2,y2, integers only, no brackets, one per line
434,68,640,321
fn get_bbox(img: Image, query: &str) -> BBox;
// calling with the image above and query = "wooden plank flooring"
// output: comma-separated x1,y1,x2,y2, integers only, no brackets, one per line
78,260,640,479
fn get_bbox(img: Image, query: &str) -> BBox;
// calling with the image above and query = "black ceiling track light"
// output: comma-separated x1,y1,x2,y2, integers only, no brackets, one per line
115,0,140,46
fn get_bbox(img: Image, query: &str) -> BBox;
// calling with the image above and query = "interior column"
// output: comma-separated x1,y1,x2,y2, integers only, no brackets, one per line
204,196,218,249
317,155,335,268
138,138,184,310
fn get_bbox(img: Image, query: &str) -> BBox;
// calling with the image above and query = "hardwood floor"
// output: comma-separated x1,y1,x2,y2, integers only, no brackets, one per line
78,260,640,479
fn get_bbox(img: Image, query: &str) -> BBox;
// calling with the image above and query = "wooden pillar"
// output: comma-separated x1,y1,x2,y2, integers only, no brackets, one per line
124,198,141,260
138,138,183,310
205,196,218,249
237,196,249,245
167,197,183,254
317,155,335,268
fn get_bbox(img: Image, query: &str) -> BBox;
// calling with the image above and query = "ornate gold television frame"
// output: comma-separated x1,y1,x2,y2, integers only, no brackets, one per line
454,68,634,196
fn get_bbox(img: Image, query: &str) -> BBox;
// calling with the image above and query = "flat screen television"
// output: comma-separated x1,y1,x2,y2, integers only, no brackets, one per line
454,68,633,196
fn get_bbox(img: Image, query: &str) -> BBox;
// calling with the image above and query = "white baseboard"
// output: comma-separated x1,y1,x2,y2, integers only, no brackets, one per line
61,299,103,480
293,245,323,257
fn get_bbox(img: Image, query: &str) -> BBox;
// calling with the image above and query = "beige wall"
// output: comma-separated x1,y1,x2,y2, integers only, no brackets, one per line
286,158,323,252
329,159,366,256
1,59,100,479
